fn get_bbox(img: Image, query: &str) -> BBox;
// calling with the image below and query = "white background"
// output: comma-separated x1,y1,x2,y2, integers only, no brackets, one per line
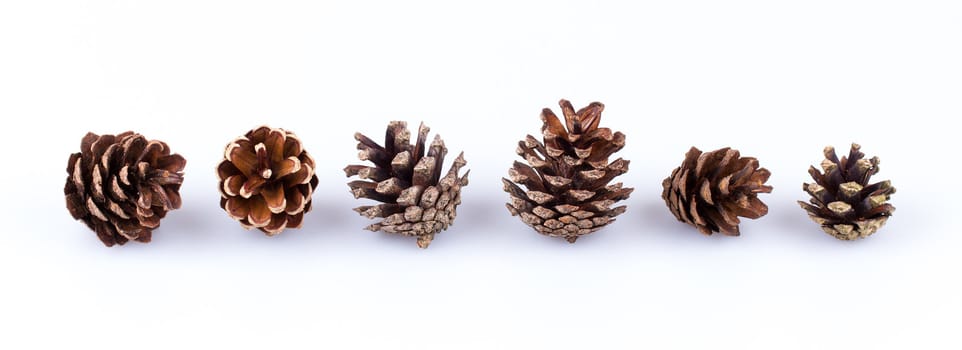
1,1,959,349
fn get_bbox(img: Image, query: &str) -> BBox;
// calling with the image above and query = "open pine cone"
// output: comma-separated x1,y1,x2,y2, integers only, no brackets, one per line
345,121,469,248
217,126,318,235
503,99,633,243
798,144,895,240
661,147,772,236
64,132,186,246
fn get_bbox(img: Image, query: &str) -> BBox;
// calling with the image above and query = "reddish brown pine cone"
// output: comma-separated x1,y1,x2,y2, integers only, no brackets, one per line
503,99,634,243
64,132,186,247
661,147,772,236
217,126,319,235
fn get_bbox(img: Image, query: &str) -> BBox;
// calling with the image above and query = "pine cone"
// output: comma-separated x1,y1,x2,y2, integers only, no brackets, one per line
217,126,319,235
798,144,895,240
64,132,186,247
661,147,772,236
503,99,633,243
345,121,469,249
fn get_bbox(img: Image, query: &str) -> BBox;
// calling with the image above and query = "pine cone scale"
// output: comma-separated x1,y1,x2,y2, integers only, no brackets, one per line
260,183,286,213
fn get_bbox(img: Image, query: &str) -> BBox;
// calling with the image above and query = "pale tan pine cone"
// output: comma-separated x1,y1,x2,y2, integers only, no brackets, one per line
345,121,469,248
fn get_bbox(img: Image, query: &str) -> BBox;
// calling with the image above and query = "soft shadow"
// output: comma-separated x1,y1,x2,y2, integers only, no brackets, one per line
772,202,816,233
632,197,747,248
276,197,370,249
155,199,227,247
452,195,511,237
637,198,689,235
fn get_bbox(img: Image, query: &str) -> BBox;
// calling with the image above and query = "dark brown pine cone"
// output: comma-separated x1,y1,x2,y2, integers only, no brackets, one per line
799,144,895,240
503,99,633,243
64,132,186,246
217,126,319,235
345,121,469,249
661,147,772,236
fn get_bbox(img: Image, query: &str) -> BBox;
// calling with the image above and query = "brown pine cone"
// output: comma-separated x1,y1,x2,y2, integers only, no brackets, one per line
345,121,469,249
798,144,895,240
64,132,186,246
503,99,634,243
661,147,772,236
217,126,319,235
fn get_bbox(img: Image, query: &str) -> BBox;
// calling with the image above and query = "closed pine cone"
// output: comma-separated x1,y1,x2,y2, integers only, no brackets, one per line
345,121,469,249
798,144,895,240
64,132,186,246
217,126,319,235
503,99,634,243
661,147,772,236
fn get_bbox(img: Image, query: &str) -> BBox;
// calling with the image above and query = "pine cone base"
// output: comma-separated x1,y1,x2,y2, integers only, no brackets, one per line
359,154,467,248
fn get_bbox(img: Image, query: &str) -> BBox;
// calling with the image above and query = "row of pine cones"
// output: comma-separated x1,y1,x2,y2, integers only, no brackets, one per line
65,100,895,248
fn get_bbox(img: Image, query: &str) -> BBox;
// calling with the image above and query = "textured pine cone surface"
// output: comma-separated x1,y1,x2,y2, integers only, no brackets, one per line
661,147,772,236
217,126,319,235
503,99,633,243
799,144,895,240
345,121,469,249
64,132,186,246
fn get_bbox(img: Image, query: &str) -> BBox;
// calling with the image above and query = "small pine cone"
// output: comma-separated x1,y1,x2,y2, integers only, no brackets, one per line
345,121,469,249
798,144,895,240
662,147,772,236
217,126,319,235
503,99,634,243
64,132,186,247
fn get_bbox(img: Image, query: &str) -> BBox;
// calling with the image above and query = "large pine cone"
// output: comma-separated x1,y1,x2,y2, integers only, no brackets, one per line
217,126,319,235
503,99,633,243
64,132,186,246
798,144,895,240
345,121,469,249
661,147,772,236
